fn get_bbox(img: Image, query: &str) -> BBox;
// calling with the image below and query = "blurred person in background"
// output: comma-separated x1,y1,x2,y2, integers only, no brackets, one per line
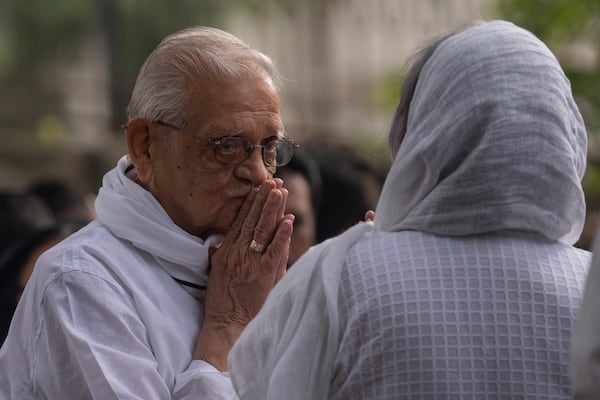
0,26,296,399
229,20,589,399
27,178,96,231
0,191,66,346
574,208,600,250
303,139,382,243
275,148,321,267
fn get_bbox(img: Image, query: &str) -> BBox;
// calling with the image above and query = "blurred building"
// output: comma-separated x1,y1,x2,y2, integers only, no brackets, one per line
229,0,495,140
0,0,494,191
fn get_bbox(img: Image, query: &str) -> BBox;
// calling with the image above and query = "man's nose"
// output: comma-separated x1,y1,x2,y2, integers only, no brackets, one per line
235,147,270,185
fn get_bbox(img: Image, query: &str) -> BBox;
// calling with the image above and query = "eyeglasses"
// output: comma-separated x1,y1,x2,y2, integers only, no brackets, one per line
152,120,299,168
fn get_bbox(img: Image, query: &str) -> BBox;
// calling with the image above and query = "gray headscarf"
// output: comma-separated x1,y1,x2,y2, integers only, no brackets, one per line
374,20,587,245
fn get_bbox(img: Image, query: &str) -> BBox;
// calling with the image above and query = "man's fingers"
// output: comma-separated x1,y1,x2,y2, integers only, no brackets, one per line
251,189,285,248
239,181,277,244
277,188,288,220
275,238,290,282
263,215,294,278
272,178,283,189
223,188,258,244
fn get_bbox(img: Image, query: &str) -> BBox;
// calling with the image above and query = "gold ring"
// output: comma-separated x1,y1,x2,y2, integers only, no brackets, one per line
249,239,266,253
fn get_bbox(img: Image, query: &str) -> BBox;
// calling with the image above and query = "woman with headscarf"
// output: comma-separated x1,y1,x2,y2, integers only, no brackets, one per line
228,20,590,399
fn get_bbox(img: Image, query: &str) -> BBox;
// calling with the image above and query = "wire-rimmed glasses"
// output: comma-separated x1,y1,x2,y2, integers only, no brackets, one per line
152,120,299,168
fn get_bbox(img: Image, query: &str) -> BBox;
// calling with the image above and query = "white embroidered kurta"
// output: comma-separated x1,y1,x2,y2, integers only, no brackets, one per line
229,20,590,399
0,156,236,399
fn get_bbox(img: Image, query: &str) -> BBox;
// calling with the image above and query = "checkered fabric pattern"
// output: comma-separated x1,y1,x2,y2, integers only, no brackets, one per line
330,231,590,399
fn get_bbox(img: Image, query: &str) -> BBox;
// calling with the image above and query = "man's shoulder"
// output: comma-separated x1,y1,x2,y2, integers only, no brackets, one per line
37,220,140,279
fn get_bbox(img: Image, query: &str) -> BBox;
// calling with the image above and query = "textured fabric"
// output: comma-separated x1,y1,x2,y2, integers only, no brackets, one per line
230,228,590,399
571,236,600,399
229,222,373,400
374,20,587,244
95,155,223,297
229,20,590,399
330,231,589,399
0,158,236,399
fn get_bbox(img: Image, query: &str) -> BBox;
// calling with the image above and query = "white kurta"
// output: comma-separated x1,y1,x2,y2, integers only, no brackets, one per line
0,156,236,399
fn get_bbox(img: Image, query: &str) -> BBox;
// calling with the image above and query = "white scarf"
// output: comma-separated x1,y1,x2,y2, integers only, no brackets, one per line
95,155,222,297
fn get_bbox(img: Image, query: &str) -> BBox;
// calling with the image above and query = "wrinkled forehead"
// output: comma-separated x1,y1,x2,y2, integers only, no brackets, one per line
186,76,283,133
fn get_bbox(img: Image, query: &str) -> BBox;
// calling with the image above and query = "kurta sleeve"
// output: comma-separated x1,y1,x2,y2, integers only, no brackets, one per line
173,360,237,399
34,270,237,399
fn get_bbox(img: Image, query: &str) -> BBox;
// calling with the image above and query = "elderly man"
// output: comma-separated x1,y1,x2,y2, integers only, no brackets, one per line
0,26,296,399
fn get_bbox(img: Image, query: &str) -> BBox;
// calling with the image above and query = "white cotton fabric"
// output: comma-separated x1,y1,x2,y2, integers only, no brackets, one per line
229,20,590,399
230,222,373,400
0,156,236,399
95,155,223,296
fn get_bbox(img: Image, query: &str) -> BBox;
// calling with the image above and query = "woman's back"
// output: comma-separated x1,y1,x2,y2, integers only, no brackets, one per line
228,20,591,400
332,230,590,399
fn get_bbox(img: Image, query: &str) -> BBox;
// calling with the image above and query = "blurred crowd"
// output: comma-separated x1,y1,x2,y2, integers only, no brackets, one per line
0,179,96,345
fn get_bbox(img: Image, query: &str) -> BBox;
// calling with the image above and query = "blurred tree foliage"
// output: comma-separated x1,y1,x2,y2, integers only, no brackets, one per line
0,0,94,129
497,0,600,204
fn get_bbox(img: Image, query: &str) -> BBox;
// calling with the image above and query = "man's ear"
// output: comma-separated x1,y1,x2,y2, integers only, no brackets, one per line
125,118,154,185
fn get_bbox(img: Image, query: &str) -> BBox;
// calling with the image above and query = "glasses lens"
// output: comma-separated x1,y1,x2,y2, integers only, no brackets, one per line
214,138,248,164
213,137,296,167
273,140,295,167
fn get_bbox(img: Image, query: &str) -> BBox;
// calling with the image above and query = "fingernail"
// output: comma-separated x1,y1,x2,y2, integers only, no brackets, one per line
268,190,279,204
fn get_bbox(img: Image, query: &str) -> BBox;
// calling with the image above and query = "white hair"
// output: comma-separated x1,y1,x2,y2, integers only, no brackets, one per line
126,26,280,128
